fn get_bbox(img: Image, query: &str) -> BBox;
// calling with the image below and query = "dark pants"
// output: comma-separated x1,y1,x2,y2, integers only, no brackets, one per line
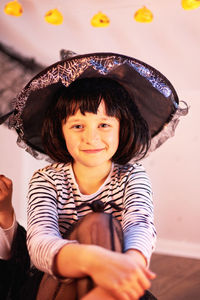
0,224,30,300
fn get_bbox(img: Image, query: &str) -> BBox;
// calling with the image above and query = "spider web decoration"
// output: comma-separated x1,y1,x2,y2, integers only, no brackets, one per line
0,43,44,126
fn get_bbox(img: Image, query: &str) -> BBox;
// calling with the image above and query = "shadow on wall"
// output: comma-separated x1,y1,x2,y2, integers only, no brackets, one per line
0,42,45,123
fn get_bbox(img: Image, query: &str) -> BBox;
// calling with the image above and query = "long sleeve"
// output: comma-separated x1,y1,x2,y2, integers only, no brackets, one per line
27,169,76,276
0,214,17,260
122,164,156,264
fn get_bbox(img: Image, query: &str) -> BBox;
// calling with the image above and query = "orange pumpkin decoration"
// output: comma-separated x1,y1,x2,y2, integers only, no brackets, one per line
134,6,153,23
91,11,110,27
181,0,200,10
4,0,23,17
44,8,63,25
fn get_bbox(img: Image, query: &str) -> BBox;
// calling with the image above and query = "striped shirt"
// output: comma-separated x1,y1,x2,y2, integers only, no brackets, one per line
27,162,156,275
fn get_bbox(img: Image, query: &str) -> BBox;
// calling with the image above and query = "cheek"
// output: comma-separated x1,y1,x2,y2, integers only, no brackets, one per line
65,137,77,152
113,134,120,150
114,125,120,143
63,132,76,152
107,129,119,149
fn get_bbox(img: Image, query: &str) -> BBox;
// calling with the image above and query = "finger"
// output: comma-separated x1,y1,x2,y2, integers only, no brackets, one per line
116,291,130,300
0,175,12,200
117,277,145,300
131,282,145,299
110,283,131,300
124,285,145,300
135,269,151,291
135,266,156,290
0,177,8,193
0,175,13,190
144,268,156,280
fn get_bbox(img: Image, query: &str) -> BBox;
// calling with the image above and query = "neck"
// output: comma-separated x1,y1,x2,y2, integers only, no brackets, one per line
72,162,112,195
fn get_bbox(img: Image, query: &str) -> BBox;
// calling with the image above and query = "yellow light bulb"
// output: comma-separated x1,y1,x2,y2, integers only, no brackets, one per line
91,11,110,27
181,0,200,10
134,6,153,23
44,8,63,25
4,0,23,17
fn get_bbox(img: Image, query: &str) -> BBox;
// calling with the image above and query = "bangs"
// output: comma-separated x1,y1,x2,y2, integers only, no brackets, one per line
56,78,127,121
65,94,103,116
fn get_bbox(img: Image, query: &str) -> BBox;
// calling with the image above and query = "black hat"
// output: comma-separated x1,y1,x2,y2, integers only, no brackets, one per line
2,51,188,160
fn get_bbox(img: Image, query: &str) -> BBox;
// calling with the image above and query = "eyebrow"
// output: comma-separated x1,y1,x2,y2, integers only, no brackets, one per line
67,116,114,123
67,118,83,123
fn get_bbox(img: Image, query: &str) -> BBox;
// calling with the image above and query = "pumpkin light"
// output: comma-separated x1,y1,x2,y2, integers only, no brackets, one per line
91,11,110,27
44,8,63,25
181,0,200,10
4,0,23,17
134,6,153,23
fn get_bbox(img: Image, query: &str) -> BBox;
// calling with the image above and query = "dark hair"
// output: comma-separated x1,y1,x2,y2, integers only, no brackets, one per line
42,77,150,164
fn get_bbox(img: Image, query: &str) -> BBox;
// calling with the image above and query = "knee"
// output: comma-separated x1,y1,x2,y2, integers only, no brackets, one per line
69,213,110,242
79,212,110,230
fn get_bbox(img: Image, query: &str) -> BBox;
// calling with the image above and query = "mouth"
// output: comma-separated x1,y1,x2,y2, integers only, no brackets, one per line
81,149,105,154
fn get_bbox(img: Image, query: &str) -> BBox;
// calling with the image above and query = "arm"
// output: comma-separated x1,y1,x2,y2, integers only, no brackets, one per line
54,243,155,300
122,164,157,265
0,175,14,229
0,175,17,260
27,169,74,275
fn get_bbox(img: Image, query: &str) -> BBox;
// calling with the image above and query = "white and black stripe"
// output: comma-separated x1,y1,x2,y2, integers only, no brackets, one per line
27,162,156,275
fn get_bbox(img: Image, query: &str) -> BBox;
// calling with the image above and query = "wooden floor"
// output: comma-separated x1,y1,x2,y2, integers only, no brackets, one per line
149,253,200,300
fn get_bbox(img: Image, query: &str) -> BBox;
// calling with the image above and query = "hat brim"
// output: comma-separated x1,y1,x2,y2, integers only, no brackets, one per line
9,52,180,158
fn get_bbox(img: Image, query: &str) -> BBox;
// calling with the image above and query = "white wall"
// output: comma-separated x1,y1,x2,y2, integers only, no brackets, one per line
0,0,199,258
0,126,47,226
143,91,200,258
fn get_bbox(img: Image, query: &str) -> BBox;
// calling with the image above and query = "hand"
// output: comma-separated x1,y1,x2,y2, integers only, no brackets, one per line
85,246,156,300
0,175,14,228
55,242,156,300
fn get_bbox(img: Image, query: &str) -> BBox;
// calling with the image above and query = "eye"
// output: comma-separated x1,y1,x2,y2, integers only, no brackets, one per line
99,123,110,128
71,124,83,129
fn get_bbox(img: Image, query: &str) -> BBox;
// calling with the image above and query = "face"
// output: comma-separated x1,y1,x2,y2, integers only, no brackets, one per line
62,101,120,169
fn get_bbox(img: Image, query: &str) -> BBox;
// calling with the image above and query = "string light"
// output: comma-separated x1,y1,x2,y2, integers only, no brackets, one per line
134,6,153,23
44,8,63,25
91,11,110,27
181,0,200,10
2,2,199,25
4,0,23,17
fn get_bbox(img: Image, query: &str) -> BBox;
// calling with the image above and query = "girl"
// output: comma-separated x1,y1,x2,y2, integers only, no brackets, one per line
4,52,187,299
29,77,156,300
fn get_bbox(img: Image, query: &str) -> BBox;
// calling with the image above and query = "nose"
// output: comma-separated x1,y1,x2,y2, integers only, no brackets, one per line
83,127,99,144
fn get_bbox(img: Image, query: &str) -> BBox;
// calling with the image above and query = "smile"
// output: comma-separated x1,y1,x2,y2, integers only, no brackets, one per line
81,149,105,154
